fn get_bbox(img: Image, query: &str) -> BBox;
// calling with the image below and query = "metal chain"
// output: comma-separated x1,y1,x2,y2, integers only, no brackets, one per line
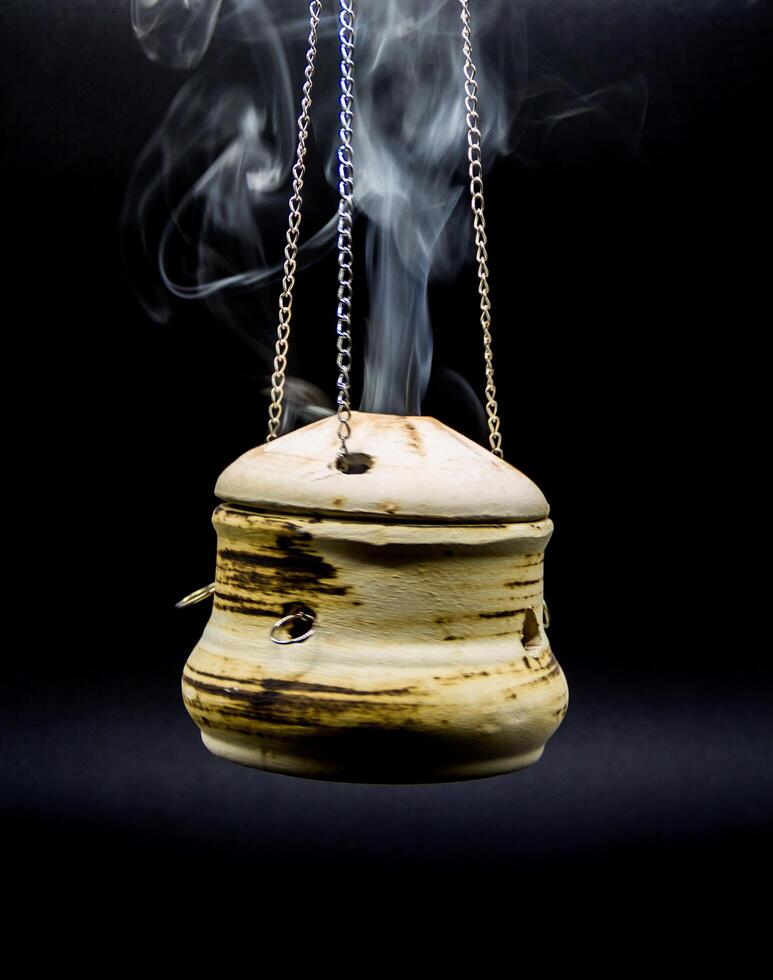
181,4,323,621
266,0,323,442
266,0,493,460
334,0,356,466
460,0,503,458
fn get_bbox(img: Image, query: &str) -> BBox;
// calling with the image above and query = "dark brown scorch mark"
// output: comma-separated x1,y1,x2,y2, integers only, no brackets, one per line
430,669,492,683
479,609,520,619
182,674,421,728
216,530,350,606
183,665,414,698
403,420,424,454
211,591,282,617
517,664,563,690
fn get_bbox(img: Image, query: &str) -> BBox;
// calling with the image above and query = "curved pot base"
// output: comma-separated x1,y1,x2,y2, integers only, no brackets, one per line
200,730,547,784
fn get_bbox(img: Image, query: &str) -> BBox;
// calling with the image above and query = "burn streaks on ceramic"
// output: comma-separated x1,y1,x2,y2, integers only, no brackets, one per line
182,500,568,783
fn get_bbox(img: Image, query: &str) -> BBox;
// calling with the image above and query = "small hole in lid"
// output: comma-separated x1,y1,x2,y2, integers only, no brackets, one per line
336,452,373,475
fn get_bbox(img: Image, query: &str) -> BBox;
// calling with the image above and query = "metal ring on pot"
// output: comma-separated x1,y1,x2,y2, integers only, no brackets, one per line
176,582,216,609
270,609,316,645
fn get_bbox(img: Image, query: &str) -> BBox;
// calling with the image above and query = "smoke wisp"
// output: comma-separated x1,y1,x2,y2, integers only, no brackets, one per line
123,0,648,425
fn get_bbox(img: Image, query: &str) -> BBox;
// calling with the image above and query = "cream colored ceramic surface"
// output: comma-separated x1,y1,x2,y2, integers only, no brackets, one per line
214,412,549,523
182,504,568,783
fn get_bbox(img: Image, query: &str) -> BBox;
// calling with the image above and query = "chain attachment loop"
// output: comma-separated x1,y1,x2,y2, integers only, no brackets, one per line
175,582,216,609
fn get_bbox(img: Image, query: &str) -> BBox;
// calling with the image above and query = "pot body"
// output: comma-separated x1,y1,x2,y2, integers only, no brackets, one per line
182,503,568,783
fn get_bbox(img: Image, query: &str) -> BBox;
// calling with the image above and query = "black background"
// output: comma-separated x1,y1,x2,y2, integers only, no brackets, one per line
2,0,771,944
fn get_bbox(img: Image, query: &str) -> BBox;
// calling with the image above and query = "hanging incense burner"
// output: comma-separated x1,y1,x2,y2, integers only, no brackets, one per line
177,0,568,783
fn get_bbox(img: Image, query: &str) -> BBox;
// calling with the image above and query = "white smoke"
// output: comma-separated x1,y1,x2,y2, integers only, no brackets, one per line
123,0,648,422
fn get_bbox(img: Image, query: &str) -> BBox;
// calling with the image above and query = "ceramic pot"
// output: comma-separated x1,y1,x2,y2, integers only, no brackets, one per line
182,412,568,782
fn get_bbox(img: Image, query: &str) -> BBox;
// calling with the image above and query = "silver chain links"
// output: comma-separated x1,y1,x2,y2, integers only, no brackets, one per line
266,0,497,461
334,0,356,467
460,0,503,458
266,1,323,442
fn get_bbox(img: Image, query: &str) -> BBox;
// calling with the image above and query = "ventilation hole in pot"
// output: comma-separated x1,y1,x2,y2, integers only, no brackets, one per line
336,452,373,474
521,607,543,650
279,603,316,641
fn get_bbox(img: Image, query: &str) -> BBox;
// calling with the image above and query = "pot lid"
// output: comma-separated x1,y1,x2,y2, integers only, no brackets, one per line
215,412,549,523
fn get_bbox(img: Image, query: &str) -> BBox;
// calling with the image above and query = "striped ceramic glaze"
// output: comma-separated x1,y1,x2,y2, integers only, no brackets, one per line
182,503,568,783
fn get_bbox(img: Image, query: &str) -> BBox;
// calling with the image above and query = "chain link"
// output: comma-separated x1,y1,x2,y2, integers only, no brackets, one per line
460,0,503,458
266,1,323,442
334,0,356,467
266,0,496,459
